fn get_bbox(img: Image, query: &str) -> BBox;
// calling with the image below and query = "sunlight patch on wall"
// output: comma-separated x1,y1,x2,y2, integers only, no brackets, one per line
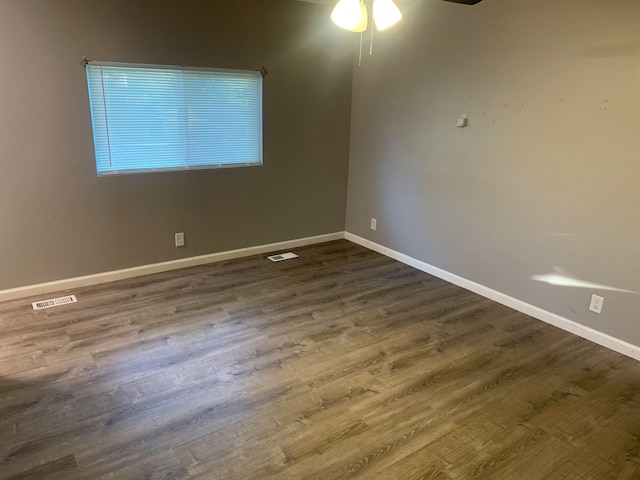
531,267,637,294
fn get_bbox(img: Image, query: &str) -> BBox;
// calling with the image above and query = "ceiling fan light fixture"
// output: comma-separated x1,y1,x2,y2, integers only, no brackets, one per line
331,0,368,32
373,0,402,31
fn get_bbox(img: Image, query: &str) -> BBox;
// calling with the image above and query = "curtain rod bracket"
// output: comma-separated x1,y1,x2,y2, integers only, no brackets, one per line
260,66,268,77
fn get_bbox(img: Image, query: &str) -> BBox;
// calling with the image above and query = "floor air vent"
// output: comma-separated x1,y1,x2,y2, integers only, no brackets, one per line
32,295,77,311
267,252,299,262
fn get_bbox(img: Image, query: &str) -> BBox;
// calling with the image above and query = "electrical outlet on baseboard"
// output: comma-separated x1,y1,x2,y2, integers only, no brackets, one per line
175,232,185,247
589,294,604,314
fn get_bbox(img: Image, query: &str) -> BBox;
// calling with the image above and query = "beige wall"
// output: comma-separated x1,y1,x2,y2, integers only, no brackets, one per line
0,0,353,290
346,0,640,343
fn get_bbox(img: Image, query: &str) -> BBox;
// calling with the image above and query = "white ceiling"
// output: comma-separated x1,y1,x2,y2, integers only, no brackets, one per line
295,0,419,5
295,0,334,4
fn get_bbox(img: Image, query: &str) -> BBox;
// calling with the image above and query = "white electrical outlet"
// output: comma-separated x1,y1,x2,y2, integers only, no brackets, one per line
175,232,185,247
370,218,377,231
589,294,604,314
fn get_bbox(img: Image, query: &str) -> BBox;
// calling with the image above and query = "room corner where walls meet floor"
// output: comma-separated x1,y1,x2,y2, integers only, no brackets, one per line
1,231,639,363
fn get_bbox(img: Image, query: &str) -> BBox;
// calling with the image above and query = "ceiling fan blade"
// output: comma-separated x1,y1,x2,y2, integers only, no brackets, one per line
441,0,483,4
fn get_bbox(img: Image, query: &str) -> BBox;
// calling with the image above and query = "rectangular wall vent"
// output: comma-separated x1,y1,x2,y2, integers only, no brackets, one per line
267,252,299,262
32,295,78,311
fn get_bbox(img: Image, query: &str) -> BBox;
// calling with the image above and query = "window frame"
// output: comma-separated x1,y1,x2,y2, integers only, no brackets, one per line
85,61,264,177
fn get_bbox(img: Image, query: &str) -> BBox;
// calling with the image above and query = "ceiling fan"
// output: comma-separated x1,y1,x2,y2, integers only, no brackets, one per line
331,0,482,33
331,0,482,63
442,0,482,4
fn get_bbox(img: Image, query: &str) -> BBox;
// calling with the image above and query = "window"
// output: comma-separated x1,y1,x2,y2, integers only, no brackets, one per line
85,62,263,176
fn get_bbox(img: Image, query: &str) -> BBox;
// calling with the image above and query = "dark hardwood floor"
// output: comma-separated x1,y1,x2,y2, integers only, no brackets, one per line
1,240,640,479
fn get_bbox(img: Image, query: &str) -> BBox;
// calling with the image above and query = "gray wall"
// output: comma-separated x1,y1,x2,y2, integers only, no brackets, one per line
346,0,640,344
0,0,353,290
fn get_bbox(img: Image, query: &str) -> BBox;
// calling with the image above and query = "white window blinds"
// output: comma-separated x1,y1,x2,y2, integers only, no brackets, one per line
85,62,263,176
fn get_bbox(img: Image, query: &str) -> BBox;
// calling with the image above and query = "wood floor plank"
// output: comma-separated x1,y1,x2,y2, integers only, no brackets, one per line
1,240,640,479
5,454,78,480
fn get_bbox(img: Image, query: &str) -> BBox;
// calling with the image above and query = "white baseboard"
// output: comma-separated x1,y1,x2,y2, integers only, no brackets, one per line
0,232,345,303
345,232,640,362
5,230,638,362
